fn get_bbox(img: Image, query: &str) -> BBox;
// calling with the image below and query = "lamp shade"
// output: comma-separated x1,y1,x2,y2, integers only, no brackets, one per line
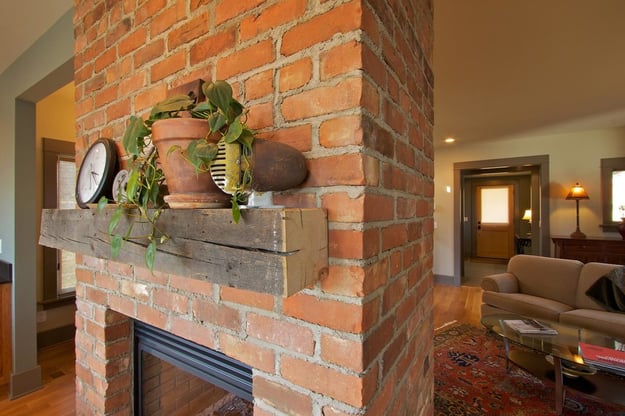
565,183,589,200
522,209,532,221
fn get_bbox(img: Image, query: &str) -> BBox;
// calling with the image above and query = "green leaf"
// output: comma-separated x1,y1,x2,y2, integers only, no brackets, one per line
226,99,244,123
150,95,195,118
126,169,141,203
97,196,109,211
231,196,241,224
209,112,227,133
109,207,123,235
186,139,203,170
187,139,218,170
145,241,157,272
147,179,161,204
111,234,123,258
192,101,215,118
239,128,255,151
123,116,149,156
205,80,233,115
223,118,243,144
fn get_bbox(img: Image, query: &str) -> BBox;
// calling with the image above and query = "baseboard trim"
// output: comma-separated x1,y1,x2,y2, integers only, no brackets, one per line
37,325,75,349
434,274,460,286
10,365,42,399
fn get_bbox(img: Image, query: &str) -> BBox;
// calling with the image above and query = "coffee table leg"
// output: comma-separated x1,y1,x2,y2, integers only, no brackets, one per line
503,338,511,371
553,356,564,415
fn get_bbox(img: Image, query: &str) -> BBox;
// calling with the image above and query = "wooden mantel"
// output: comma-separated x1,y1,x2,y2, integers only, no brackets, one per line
40,208,328,297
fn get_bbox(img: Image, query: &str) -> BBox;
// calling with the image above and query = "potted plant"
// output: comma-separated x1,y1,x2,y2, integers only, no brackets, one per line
98,123,168,272
102,80,256,271
125,80,255,214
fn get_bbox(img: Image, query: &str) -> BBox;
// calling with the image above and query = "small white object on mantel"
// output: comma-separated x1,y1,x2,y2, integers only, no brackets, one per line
243,191,283,209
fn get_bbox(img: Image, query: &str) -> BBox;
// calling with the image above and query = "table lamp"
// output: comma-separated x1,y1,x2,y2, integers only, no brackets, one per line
565,182,589,239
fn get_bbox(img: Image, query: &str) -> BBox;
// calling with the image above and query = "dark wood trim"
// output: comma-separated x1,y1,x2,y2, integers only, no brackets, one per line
600,157,625,232
37,325,76,349
454,155,550,284
38,295,75,310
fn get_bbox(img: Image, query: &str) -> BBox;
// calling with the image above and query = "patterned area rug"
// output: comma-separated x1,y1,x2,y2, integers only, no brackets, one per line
434,323,625,415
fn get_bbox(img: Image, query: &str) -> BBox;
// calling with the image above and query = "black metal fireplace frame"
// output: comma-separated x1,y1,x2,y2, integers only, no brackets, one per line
134,321,253,415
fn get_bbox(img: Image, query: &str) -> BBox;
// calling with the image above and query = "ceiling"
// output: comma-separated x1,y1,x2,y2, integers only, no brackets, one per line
434,0,625,146
0,1,72,76
4,1,625,148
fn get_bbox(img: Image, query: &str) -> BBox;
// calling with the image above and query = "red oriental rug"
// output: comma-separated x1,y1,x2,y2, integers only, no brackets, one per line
434,323,625,415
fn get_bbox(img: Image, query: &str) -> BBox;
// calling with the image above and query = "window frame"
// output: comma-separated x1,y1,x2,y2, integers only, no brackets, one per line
600,157,625,232
42,138,76,303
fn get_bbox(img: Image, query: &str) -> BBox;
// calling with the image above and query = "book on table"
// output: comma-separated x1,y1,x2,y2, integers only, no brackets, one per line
579,342,625,373
503,319,558,335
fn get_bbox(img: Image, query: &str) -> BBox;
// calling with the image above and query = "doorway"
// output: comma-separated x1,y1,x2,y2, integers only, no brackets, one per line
453,155,550,286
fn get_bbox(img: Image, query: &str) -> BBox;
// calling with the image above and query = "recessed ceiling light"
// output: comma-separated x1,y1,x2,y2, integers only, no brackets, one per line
444,137,455,143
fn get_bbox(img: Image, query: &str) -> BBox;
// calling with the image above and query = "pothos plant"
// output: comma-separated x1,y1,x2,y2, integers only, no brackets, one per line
167,79,255,220
99,80,255,272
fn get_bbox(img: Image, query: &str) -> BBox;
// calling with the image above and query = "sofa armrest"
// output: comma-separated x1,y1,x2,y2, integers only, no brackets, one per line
480,273,519,293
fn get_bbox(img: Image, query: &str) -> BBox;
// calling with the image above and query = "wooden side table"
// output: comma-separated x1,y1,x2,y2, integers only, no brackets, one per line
552,237,625,264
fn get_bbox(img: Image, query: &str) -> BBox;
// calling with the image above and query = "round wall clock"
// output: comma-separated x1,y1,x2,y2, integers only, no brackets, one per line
112,169,129,203
75,138,119,208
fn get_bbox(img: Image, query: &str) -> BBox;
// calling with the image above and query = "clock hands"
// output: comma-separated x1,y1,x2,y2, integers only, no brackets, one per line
88,163,100,188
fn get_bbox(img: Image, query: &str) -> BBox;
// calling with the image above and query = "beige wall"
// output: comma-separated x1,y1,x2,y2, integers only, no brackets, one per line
433,127,625,278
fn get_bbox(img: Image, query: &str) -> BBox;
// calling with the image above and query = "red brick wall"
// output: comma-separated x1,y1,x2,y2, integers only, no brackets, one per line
73,0,433,414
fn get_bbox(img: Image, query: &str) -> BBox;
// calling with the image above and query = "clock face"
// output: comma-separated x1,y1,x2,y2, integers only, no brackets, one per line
76,139,118,208
112,169,129,203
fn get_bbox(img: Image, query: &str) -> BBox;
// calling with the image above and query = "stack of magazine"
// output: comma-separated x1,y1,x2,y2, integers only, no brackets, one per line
579,342,625,374
503,319,558,335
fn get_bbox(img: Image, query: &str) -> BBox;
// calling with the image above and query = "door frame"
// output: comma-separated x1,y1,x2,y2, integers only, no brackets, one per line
453,155,550,285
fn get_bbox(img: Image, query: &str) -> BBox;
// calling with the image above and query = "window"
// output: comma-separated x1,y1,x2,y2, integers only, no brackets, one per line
480,187,509,224
43,138,76,300
57,158,76,294
600,157,625,231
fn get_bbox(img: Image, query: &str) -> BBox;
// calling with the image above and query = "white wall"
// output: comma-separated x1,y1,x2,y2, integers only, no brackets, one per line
433,127,625,278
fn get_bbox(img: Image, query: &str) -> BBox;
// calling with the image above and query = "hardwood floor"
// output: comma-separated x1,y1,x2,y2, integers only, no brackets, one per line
433,283,483,329
0,284,482,415
0,340,76,415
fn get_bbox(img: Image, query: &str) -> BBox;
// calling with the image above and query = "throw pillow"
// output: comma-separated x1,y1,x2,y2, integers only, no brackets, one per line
585,266,625,313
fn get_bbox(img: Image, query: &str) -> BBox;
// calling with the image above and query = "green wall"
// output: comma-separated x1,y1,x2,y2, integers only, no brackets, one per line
0,9,73,397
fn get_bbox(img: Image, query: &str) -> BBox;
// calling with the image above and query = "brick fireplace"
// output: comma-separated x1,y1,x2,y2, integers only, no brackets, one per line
70,0,434,414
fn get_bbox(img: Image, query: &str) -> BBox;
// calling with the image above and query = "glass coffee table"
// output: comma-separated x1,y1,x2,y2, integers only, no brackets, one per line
482,313,625,415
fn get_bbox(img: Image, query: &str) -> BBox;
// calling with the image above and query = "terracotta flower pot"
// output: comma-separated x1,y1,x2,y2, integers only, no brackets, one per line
151,118,230,208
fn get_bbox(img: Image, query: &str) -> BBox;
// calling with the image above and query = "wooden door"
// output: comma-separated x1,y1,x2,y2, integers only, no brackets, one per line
476,185,514,259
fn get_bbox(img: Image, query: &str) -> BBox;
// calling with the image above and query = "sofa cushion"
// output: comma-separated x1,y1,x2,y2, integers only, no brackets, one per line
508,255,583,306
576,263,623,310
482,291,573,322
559,309,625,341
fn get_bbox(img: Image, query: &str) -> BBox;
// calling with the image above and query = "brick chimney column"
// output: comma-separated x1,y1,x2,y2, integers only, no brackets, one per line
73,0,433,414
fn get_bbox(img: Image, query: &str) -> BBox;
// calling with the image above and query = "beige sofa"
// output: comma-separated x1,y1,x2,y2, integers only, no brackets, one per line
481,254,625,340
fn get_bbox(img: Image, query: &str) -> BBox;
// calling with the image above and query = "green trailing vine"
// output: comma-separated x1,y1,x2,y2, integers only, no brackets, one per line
99,80,255,272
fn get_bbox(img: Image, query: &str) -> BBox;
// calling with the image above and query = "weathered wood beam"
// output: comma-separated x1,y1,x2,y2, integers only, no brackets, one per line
40,208,328,297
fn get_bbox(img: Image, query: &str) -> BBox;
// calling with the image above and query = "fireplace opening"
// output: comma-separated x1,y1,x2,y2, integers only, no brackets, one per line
134,321,253,415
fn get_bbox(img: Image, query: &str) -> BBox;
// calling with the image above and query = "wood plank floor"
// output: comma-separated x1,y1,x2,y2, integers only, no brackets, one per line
0,284,482,415
0,340,76,415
